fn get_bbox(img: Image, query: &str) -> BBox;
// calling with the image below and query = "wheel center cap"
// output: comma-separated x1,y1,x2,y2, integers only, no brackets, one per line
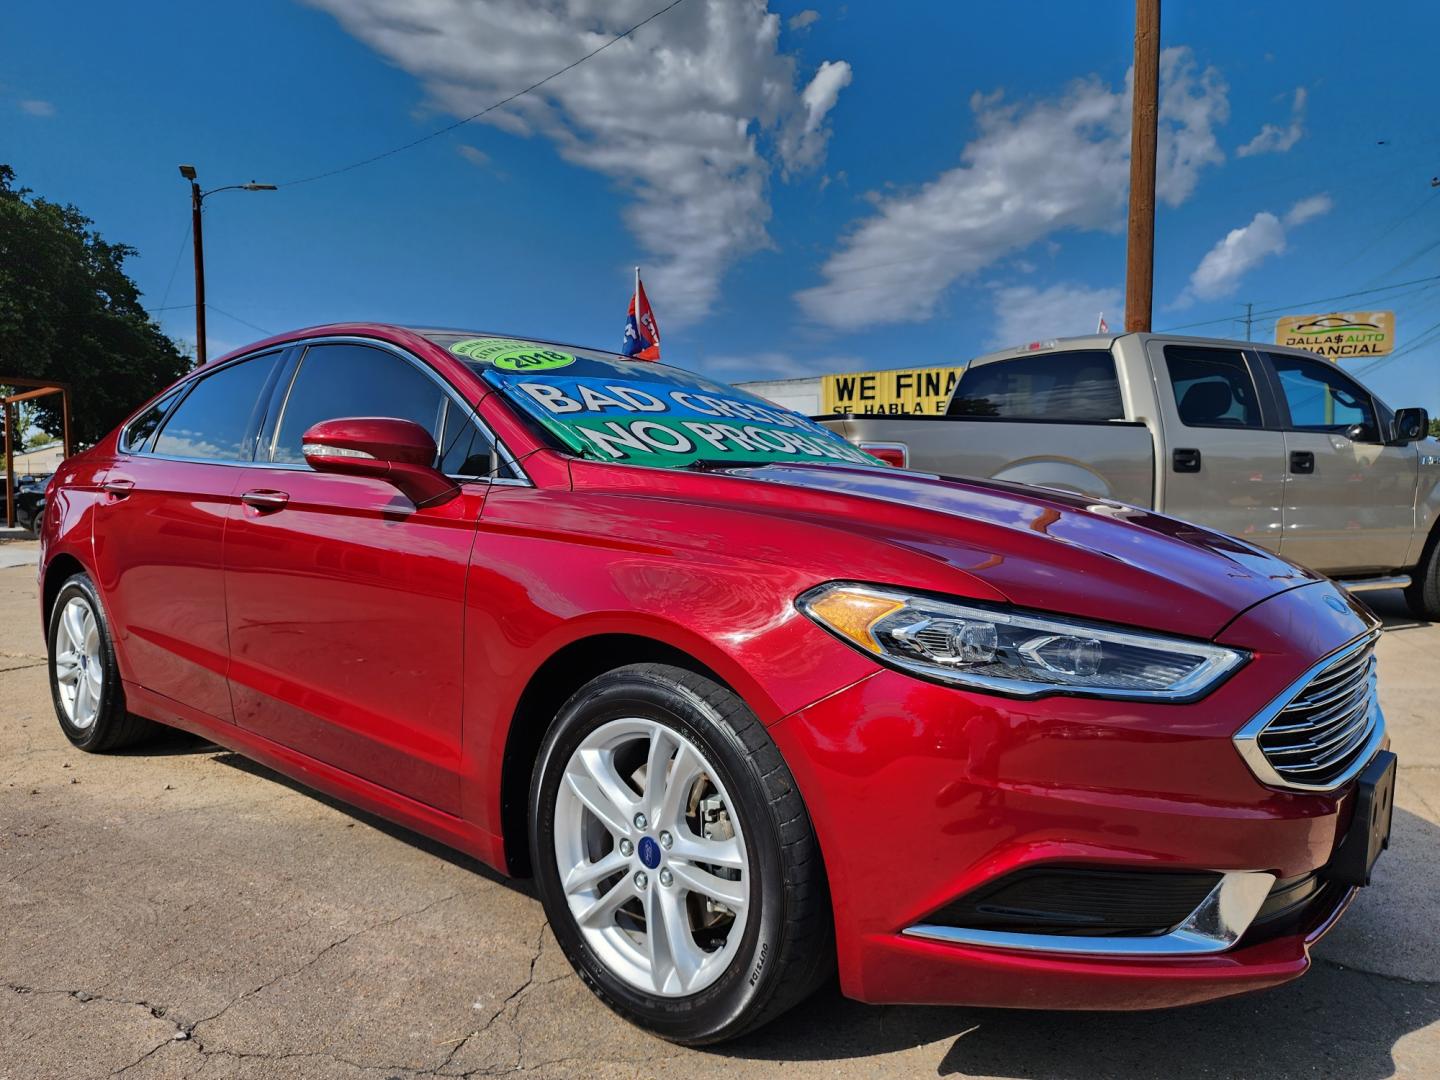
637,835,661,869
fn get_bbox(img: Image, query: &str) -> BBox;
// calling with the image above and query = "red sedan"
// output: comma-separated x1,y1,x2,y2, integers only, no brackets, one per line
39,324,1394,1043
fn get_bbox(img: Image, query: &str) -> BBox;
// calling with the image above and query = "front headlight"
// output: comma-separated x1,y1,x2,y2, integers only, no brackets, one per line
797,583,1246,701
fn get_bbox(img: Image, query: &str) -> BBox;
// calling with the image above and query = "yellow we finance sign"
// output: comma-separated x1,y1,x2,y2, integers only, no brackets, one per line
821,365,963,415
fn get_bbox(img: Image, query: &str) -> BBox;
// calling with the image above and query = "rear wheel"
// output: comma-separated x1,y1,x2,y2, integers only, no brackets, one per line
47,573,156,752
1405,536,1440,621
529,663,832,1044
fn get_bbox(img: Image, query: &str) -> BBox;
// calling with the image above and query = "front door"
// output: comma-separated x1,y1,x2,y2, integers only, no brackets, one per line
1147,342,1288,552
92,350,285,721
1264,351,1418,574
223,341,492,813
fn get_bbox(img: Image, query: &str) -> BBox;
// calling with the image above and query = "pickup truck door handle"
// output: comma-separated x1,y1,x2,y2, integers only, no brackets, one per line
1172,448,1202,473
1290,450,1315,474
102,478,135,498
240,489,290,513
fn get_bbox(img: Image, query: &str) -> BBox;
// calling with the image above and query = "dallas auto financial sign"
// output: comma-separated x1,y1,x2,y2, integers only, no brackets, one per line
1275,311,1395,360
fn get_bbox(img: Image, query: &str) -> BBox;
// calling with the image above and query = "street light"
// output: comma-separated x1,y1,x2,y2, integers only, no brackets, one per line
177,164,276,365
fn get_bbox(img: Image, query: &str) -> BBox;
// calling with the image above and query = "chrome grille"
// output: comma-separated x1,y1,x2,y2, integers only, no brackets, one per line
1239,633,1381,790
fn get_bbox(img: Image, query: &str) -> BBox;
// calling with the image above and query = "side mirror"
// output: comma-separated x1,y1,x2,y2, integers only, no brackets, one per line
301,417,458,506
1392,407,1430,445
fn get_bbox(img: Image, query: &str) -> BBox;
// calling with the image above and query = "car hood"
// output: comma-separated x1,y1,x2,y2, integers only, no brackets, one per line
674,463,1316,640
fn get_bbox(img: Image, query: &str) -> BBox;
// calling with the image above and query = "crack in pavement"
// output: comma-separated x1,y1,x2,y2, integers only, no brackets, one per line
184,890,464,1043
0,892,465,1078
1315,955,1440,989
424,919,549,1077
1,983,191,1077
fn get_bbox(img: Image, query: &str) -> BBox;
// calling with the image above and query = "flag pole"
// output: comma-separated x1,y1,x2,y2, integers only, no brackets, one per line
634,265,641,319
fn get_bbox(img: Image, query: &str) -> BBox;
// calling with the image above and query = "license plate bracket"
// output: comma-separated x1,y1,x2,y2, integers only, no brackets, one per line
1326,750,1396,887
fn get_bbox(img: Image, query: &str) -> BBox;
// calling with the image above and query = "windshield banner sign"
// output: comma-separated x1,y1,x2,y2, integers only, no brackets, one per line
486,371,878,469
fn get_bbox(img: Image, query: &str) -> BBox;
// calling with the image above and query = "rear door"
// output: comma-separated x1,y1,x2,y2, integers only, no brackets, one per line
1147,342,1287,552
93,350,288,720
223,339,504,813
1261,350,1418,574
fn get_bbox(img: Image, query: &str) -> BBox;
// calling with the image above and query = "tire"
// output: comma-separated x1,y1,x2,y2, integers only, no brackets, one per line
47,572,156,752
1405,533,1440,621
529,663,833,1044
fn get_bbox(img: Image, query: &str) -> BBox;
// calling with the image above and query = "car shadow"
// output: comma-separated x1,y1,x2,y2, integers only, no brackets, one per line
210,747,530,895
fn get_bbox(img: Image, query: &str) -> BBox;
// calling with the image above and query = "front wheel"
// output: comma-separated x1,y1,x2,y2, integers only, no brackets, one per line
529,664,833,1044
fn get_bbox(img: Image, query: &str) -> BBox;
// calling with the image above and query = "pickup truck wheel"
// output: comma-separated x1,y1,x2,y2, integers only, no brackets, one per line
1405,539,1440,621
47,573,156,752
529,663,833,1044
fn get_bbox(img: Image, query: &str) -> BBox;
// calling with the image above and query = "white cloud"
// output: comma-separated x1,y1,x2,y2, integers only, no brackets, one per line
780,60,853,176
989,283,1123,346
1236,86,1306,157
308,0,850,328
795,47,1228,330
19,99,55,117
1178,192,1332,304
787,9,820,31
703,350,863,382
1284,191,1332,226
456,144,491,167
1181,212,1286,303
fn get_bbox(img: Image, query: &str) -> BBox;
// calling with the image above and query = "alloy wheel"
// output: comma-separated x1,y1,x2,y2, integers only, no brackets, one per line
54,596,103,731
553,717,750,997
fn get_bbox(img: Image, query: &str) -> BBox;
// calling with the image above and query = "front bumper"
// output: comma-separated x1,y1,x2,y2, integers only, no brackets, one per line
770,581,1381,1010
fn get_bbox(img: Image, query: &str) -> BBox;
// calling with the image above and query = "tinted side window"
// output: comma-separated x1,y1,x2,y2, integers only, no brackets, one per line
271,344,446,465
1163,346,1262,429
1269,353,1376,432
948,351,1123,420
153,354,281,461
121,390,181,453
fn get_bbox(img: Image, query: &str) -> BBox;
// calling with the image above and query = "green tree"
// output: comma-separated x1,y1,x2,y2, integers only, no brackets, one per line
1430,417,1440,439
0,164,188,446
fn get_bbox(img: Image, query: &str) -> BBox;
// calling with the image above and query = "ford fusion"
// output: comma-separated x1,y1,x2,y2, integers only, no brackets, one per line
39,325,1395,1043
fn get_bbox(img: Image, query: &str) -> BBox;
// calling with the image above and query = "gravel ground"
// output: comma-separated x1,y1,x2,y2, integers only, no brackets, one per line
2,546,1437,1078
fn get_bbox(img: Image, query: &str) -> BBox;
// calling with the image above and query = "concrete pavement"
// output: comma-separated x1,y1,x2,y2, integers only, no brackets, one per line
2,545,1437,1078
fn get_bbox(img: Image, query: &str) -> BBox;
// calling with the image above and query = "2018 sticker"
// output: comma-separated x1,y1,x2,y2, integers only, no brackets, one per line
449,337,575,371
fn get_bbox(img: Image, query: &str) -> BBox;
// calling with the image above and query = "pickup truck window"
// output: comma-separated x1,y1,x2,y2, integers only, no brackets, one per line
1269,352,1377,433
946,351,1123,421
1163,346,1262,429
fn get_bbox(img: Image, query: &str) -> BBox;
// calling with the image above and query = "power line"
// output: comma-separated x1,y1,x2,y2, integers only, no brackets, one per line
204,303,272,336
1158,273,1440,334
280,0,691,189
155,220,192,312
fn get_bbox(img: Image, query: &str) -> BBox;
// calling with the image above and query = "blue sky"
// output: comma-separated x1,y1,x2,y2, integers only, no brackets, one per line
3,0,1439,409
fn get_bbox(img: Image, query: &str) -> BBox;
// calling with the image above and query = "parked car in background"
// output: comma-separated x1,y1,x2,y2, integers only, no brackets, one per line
3,477,47,532
819,333,1440,616
39,324,1395,1042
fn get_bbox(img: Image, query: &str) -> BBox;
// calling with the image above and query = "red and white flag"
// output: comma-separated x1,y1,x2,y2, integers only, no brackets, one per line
1097,312,1110,334
622,268,661,361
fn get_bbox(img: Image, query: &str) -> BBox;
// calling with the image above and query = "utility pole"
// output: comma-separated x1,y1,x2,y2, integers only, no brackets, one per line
176,165,276,366
1243,302,1254,341
1124,0,1161,333
180,166,207,365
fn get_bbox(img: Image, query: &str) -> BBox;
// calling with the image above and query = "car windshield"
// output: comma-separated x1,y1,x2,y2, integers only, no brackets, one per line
421,332,880,470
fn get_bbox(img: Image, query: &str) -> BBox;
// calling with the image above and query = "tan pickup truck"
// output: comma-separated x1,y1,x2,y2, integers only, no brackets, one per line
819,332,1440,616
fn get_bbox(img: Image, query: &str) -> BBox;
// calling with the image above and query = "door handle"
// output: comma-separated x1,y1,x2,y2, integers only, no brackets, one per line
1172,448,1202,473
240,489,290,513
102,478,135,498
1290,450,1315,475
